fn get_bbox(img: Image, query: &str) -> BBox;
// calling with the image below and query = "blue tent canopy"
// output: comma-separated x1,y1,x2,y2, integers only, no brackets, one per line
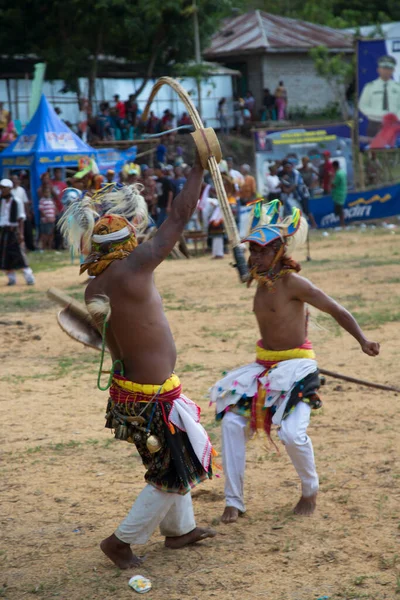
0,94,97,222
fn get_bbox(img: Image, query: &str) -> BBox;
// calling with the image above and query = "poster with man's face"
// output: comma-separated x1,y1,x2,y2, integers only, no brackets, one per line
358,38,400,149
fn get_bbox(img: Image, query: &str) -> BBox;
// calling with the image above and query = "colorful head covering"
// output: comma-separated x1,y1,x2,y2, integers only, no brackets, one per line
80,214,138,276
242,199,308,290
59,183,148,276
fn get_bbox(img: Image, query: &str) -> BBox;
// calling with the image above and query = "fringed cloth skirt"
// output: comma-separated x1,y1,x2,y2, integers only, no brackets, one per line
106,373,214,495
210,340,322,437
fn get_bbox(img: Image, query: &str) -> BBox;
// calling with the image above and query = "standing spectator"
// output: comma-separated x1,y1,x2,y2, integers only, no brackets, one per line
105,169,115,184
0,102,9,138
332,160,346,228
275,81,288,120
125,95,138,126
51,168,67,249
11,174,29,209
226,157,244,190
244,91,255,119
172,166,186,197
217,98,229,134
366,151,383,186
19,172,36,251
299,157,319,197
233,95,244,132
155,166,174,227
96,103,113,140
11,174,34,250
0,178,35,286
0,112,17,142
279,160,306,215
39,183,57,250
140,167,158,219
239,164,257,205
51,168,67,213
78,98,90,143
262,88,276,121
264,164,281,201
156,142,167,165
113,95,128,138
320,150,334,195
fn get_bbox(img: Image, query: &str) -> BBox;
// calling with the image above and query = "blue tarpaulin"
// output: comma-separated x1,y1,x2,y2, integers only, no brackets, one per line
0,94,97,223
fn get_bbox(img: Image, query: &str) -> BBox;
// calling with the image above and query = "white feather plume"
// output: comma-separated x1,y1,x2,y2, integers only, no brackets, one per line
58,194,98,252
105,184,148,232
285,216,308,254
87,294,111,323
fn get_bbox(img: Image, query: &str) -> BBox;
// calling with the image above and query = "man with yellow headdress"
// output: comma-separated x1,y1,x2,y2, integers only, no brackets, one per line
59,153,216,570
210,199,380,523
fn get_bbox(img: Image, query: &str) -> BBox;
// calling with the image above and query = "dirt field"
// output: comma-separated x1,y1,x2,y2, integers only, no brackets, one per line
1,228,400,600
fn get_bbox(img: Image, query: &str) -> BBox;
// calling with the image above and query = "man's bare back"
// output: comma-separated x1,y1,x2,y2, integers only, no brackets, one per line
86,261,176,384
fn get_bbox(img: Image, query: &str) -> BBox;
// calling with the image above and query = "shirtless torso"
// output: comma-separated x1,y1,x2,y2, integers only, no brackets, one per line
85,155,204,384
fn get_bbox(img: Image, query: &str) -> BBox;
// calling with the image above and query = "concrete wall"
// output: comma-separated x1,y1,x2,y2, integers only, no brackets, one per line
262,53,338,112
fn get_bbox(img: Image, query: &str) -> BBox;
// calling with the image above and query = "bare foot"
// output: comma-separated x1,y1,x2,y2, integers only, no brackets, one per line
221,506,243,524
165,527,216,549
293,493,317,516
100,534,143,569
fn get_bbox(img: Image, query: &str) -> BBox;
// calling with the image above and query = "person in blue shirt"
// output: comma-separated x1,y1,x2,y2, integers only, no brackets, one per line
156,143,167,165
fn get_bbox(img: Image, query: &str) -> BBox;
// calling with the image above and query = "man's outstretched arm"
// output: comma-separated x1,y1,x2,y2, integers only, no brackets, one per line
130,152,204,271
289,274,380,356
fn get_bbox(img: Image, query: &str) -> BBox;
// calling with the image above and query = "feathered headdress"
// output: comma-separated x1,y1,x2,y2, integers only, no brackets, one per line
58,183,148,252
242,199,308,254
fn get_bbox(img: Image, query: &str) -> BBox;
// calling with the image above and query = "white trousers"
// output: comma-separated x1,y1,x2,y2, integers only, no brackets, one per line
212,236,224,257
115,484,196,545
221,402,319,513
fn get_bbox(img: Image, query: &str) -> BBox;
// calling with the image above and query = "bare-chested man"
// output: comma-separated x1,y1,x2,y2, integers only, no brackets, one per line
61,153,215,570
210,199,379,523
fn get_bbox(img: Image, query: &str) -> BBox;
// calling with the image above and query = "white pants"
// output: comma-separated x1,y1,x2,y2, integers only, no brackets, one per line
115,484,196,545
222,402,319,513
212,236,224,257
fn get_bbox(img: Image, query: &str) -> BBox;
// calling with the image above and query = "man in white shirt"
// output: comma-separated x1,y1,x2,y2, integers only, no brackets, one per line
0,179,35,286
264,164,281,200
359,55,400,138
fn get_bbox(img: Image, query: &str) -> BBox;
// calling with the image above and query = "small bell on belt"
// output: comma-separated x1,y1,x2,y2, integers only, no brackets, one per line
146,434,161,454
115,424,129,441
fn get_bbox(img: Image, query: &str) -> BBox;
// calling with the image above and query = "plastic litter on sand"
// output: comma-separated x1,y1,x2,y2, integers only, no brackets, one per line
128,575,152,594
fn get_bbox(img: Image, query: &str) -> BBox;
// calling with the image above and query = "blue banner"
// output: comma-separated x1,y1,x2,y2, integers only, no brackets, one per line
357,39,400,149
254,124,354,193
310,183,400,228
96,146,137,175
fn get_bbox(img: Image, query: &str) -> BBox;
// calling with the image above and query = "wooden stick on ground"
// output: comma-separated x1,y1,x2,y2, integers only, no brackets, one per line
320,368,400,394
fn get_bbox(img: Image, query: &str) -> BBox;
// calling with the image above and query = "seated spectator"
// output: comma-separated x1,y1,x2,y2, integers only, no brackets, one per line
161,109,174,131
39,183,57,250
145,111,160,134
178,112,192,127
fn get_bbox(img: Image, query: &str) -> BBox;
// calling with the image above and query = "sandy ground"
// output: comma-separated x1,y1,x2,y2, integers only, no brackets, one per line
1,229,400,600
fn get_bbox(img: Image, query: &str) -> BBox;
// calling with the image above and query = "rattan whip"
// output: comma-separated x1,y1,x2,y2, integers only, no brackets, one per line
141,76,249,281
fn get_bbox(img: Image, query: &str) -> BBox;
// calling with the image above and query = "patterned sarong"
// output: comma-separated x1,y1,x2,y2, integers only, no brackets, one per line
210,340,322,436
106,373,213,495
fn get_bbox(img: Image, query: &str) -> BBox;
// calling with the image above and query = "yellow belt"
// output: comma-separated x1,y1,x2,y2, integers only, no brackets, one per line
256,345,316,362
112,373,181,396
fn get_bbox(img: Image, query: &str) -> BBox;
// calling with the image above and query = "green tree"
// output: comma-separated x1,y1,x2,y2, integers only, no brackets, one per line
309,45,354,118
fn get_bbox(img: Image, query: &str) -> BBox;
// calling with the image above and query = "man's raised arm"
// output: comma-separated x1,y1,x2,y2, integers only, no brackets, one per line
130,152,204,271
